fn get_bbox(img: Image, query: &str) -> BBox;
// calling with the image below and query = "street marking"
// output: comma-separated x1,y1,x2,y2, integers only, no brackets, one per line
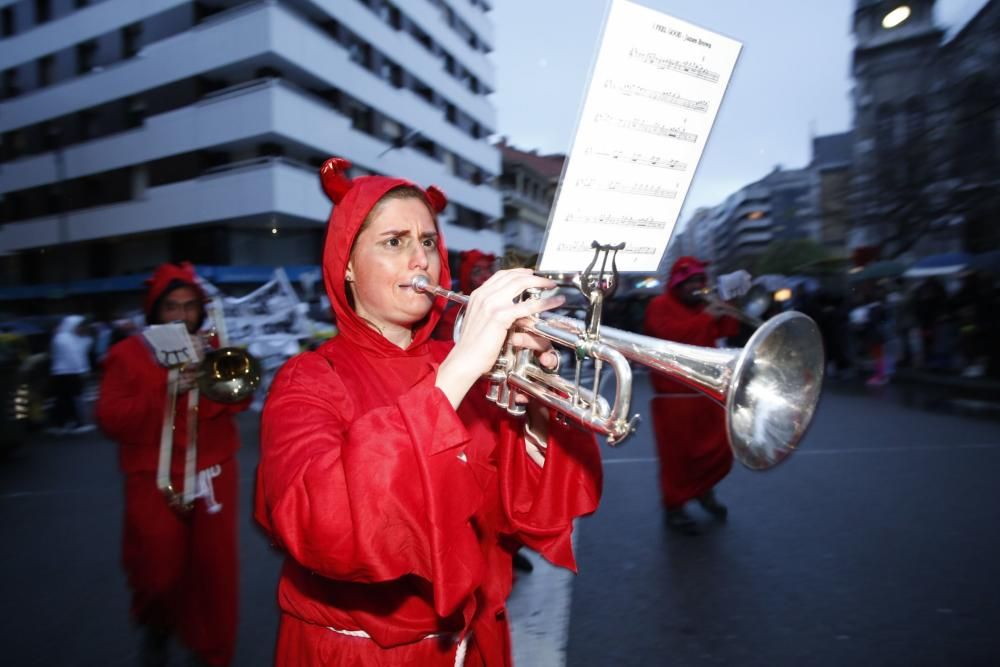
508,535,578,667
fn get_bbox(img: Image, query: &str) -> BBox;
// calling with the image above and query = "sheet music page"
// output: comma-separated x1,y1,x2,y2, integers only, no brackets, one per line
141,322,200,368
537,0,742,273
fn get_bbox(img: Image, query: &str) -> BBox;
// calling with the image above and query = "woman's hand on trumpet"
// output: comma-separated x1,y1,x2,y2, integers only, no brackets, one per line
436,268,564,409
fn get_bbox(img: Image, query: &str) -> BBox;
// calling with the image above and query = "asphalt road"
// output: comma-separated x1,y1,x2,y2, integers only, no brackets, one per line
1,375,998,666
565,374,1000,667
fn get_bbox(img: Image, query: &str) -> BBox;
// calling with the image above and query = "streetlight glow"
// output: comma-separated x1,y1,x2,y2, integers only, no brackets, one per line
882,6,911,29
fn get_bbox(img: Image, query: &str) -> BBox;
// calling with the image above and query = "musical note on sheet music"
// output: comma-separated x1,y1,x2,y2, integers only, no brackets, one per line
627,48,720,84
564,212,671,229
584,147,688,171
574,178,678,199
603,80,708,112
593,113,698,142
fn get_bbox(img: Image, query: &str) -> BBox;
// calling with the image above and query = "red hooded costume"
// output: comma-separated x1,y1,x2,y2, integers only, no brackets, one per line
433,250,496,342
96,261,247,666
254,158,602,665
642,257,740,508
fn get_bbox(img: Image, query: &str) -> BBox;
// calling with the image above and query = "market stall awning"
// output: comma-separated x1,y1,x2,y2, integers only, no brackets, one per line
903,252,971,279
848,260,906,282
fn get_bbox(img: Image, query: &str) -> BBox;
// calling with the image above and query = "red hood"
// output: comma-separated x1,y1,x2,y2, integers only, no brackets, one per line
457,250,496,294
667,255,708,292
319,158,452,357
143,261,206,319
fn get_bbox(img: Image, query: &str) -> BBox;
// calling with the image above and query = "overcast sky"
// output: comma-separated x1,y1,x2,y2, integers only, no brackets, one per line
488,0,988,221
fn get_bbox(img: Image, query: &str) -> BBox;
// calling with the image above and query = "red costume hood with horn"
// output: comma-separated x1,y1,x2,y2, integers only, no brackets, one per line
254,157,602,665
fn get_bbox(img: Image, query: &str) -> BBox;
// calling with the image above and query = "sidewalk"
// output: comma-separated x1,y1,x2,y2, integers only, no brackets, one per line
888,367,1000,417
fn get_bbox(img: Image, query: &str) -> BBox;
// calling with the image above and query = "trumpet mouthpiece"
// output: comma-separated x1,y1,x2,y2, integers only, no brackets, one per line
411,275,430,291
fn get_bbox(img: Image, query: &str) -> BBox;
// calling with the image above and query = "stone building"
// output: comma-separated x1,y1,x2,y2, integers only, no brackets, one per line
848,0,999,262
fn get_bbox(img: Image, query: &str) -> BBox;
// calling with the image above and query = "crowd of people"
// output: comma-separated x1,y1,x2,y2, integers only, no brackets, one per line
800,271,1000,386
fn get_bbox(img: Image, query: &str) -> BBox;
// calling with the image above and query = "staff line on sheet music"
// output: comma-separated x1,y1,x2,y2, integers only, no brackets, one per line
564,212,670,230
593,113,699,143
555,240,657,255
627,47,720,84
585,147,688,172
574,179,678,200
603,80,709,113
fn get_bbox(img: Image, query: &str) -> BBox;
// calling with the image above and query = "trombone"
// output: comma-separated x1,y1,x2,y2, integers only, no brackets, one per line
197,298,261,404
695,285,773,328
413,264,824,470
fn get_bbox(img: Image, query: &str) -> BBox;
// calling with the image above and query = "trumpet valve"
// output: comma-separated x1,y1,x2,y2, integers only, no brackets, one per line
486,379,501,403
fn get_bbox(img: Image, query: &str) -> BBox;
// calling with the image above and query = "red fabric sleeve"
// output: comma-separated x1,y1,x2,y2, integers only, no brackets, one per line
96,339,163,444
716,314,741,340
255,354,486,619
498,417,603,573
199,394,251,419
643,294,740,346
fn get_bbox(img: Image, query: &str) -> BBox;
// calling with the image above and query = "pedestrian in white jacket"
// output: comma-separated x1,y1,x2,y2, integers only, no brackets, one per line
49,315,94,433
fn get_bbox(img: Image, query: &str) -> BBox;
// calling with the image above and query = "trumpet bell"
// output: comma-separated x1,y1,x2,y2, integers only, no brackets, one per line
198,347,262,404
726,311,824,469
564,310,825,469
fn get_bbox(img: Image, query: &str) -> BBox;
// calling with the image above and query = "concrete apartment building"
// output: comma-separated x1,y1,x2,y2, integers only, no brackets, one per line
495,139,563,263
0,0,502,309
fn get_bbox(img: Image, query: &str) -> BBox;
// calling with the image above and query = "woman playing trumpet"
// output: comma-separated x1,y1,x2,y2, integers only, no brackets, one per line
254,158,603,665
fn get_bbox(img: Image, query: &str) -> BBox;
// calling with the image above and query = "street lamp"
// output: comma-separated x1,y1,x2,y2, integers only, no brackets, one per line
881,5,911,29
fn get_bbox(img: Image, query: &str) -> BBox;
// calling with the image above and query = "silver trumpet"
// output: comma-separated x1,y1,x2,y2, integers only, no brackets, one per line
413,275,824,471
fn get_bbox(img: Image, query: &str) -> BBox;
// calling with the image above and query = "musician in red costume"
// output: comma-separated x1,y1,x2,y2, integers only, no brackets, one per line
643,256,740,535
254,158,603,665
433,249,496,342
97,262,248,666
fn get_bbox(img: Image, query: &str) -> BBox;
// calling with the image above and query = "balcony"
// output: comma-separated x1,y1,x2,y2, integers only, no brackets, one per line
0,158,501,253
0,0,189,70
1,78,500,211
0,2,496,167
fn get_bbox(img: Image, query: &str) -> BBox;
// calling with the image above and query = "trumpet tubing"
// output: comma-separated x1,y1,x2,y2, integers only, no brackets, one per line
412,276,824,470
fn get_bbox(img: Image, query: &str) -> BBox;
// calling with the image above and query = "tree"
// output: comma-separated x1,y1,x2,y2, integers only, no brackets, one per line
752,239,834,276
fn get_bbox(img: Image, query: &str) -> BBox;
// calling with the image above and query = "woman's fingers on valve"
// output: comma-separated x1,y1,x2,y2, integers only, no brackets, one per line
537,349,560,370
467,272,561,328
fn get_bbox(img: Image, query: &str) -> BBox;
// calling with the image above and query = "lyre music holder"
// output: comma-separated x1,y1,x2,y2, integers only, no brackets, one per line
575,241,624,342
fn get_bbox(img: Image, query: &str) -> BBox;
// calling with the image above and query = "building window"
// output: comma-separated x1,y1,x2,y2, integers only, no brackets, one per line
2,68,20,99
348,39,372,70
124,97,147,129
2,7,14,37
349,105,374,135
122,22,142,59
37,55,54,87
77,110,96,140
34,0,51,25
76,40,98,75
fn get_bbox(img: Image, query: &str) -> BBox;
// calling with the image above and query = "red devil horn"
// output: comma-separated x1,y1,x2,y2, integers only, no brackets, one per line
425,185,447,214
320,157,354,204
